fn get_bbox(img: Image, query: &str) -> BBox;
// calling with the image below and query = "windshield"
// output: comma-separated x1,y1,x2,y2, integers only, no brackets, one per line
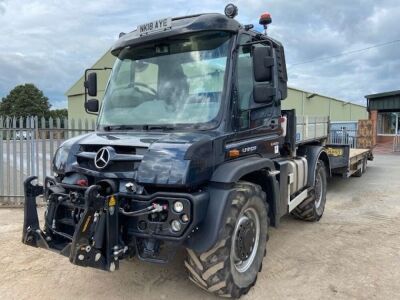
98,31,233,129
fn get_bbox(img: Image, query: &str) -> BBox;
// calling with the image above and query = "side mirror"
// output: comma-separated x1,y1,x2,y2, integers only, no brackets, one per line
85,72,97,97
253,46,274,82
253,83,276,104
85,99,99,113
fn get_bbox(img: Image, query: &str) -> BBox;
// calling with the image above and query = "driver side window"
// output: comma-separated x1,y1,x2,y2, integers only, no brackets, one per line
236,35,275,130
236,34,253,129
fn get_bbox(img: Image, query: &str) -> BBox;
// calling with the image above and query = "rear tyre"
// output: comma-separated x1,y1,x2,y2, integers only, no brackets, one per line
185,181,269,298
291,160,327,222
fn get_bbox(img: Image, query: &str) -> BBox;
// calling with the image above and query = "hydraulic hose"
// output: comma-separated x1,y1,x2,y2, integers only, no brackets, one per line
119,203,167,217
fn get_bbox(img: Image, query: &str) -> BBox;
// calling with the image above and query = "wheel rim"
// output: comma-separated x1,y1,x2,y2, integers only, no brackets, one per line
314,171,323,208
232,207,260,273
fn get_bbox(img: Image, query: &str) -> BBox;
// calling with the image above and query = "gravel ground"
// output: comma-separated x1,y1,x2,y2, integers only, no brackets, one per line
1,154,399,300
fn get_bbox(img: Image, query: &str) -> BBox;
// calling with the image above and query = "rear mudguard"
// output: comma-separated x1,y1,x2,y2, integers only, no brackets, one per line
297,145,331,185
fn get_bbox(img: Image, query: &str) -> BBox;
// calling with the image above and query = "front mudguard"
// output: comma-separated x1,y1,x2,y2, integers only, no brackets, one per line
184,185,233,252
21,176,122,272
184,157,281,253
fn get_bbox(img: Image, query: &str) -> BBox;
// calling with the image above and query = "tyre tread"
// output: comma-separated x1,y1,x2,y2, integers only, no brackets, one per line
185,181,269,298
291,161,327,222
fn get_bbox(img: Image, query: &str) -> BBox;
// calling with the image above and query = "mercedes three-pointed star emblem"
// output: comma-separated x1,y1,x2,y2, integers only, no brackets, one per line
94,147,111,169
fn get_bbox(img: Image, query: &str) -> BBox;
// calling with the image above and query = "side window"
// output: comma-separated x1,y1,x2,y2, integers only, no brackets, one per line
236,35,276,130
237,35,253,109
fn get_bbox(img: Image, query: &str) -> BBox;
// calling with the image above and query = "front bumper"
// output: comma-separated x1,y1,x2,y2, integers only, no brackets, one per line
22,176,208,271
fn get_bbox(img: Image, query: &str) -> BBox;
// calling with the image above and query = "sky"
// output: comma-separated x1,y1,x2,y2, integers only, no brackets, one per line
0,0,399,108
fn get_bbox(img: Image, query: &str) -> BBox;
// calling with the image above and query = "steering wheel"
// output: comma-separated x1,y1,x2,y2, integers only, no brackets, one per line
134,82,157,96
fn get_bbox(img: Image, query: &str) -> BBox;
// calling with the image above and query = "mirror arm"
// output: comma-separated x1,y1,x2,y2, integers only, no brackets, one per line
236,39,273,48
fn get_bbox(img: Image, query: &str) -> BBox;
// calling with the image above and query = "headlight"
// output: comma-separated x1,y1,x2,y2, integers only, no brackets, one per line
53,147,70,172
173,201,184,213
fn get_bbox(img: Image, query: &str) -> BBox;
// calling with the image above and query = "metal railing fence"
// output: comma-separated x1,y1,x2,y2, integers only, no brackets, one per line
329,128,358,148
0,116,95,204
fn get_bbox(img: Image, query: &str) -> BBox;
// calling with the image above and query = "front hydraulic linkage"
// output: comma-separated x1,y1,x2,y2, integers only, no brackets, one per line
22,177,126,272
22,176,48,248
69,185,124,272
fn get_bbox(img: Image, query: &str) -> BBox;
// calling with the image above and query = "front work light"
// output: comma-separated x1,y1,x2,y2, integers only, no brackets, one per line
224,3,238,18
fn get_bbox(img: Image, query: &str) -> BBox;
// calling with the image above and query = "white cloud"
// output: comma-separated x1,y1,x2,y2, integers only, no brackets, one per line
0,0,399,107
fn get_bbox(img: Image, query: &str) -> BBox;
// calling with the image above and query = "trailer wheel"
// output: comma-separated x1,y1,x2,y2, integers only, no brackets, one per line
353,157,367,177
185,181,269,298
291,160,327,222
363,158,367,173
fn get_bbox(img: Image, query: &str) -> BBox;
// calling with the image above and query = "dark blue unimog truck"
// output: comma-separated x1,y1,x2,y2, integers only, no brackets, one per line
22,5,372,298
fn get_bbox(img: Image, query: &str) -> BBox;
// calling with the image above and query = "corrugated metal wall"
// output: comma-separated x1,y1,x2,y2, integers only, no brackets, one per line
282,87,367,121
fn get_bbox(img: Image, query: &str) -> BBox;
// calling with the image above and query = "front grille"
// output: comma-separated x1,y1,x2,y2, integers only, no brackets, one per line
79,144,142,155
77,157,138,172
76,144,146,172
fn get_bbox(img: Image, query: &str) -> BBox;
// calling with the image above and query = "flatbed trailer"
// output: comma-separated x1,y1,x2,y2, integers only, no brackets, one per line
290,111,373,178
326,145,373,178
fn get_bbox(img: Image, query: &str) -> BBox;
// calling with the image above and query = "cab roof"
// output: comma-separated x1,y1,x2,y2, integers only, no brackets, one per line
111,13,242,56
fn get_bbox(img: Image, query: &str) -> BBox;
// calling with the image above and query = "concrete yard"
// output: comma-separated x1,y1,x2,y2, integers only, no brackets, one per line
0,154,399,300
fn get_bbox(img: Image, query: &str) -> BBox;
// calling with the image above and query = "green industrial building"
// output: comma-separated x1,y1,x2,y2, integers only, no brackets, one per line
66,51,367,122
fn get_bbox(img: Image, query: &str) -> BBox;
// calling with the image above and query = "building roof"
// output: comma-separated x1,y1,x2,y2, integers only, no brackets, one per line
365,90,400,112
288,85,366,108
365,90,400,99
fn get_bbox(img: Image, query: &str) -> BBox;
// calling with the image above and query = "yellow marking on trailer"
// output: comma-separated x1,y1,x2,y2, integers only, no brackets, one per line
326,148,343,157
82,215,91,233
108,195,116,207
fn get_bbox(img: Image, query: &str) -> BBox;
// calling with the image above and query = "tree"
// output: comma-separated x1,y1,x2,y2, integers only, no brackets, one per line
48,109,68,119
0,84,51,117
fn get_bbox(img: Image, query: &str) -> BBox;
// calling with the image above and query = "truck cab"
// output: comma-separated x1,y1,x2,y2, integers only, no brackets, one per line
22,6,330,298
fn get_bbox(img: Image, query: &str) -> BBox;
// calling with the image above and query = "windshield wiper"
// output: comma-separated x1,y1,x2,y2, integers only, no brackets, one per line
143,125,176,131
102,124,176,131
103,125,138,131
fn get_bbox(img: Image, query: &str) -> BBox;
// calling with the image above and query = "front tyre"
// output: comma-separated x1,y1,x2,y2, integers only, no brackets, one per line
185,181,269,298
